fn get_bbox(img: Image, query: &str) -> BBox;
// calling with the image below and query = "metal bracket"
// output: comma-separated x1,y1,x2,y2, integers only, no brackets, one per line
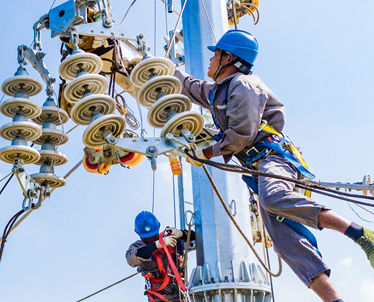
17,45,56,92
106,133,194,171
12,158,50,210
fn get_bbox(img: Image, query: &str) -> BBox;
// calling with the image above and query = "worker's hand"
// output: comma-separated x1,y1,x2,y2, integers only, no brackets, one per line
166,227,183,238
155,235,177,249
186,149,208,167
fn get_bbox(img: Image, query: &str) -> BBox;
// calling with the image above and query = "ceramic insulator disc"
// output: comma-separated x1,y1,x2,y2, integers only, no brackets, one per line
1,75,43,97
64,74,109,103
35,150,68,166
0,145,40,164
130,57,175,87
0,98,42,119
160,111,204,137
137,76,182,108
32,107,69,126
59,52,103,80
32,128,69,146
30,173,66,188
83,114,126,147
70,94,116,125
0,121,42,141
147,94,192,128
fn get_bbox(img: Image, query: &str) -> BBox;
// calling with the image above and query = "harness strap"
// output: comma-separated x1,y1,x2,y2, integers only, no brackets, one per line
158,231,187,292
147,288,172,302
276,216,322,258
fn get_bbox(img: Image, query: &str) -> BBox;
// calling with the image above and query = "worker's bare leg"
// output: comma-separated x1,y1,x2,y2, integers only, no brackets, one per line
310,272,341,302
317,209,351,233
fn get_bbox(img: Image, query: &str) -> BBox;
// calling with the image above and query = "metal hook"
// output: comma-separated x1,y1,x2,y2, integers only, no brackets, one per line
22,198,32,211
32,186,45,209
185,210,195,227
96,156,103,174
115,151,130,169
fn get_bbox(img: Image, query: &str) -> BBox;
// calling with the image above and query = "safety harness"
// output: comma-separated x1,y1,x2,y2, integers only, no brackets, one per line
144,230,189,302
209,84,322,258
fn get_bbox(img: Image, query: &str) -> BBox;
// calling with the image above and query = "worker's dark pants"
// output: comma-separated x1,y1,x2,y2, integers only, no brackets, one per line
256,154,330,286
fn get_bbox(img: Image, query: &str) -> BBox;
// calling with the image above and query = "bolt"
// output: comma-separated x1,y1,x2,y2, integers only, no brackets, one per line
188,134,194,140
45,191,51,198
148,146,156,153
28,190,37,198
110,136,116,143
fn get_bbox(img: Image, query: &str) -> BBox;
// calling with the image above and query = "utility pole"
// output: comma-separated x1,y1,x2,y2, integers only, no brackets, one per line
181,0,272,301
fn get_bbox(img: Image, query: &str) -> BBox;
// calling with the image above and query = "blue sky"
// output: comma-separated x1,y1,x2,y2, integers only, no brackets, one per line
0,0,374,301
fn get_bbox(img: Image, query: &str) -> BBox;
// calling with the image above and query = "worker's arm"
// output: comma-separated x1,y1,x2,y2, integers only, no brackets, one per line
174,70,212,110
136,242,157,259
126,240,153,267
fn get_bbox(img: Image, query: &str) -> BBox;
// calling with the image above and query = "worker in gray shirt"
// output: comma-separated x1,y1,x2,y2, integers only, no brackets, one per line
126,211,195,302
174,29,374,302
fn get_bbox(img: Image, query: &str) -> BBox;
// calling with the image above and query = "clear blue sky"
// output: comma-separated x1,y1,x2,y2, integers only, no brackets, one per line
0,1,374,301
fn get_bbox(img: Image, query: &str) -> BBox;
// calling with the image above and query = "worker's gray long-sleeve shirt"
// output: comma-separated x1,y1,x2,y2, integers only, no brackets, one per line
174,70,286,162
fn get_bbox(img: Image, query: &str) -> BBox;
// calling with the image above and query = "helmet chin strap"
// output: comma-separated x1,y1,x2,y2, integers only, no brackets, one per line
213,50,225,81
213,51,243,81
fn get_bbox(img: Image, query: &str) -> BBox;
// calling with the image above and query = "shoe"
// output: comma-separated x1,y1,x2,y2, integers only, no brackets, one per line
357,227,374,269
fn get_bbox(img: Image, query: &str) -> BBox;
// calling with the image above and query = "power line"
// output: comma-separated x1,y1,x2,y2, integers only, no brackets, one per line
76,272,140,302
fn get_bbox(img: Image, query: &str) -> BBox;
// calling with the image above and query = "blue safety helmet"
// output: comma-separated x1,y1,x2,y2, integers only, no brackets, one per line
207,30,259,68
134,211,161,238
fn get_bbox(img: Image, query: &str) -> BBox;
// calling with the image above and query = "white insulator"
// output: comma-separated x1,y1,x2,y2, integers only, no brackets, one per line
0,121,42,141
32,128,69,146
137,76,182,108
70,94,116,125
59,52,103,81
0,98,42,119
82,114,126,147
0,145,40,164
64,74,109,103
130,57,175,87
34,149,68,166
30,173,66,188
147,94,191,128
362,174,372,196
160,111,204,137
1,75,43,97
32,107,69,126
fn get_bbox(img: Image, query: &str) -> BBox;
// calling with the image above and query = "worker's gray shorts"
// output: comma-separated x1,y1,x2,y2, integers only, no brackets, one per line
256,154,330,287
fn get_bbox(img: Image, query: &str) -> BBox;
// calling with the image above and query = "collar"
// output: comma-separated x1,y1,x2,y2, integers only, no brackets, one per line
211,72,243,93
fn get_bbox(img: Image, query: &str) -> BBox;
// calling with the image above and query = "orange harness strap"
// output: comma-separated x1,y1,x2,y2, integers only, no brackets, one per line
158,231,187,292
144,237,178,302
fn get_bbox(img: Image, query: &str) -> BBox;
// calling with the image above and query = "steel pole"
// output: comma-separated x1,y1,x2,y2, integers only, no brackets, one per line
181,1,272,301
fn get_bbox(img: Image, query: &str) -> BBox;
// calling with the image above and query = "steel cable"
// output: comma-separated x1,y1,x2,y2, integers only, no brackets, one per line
185,149,374,205
76,272,140,302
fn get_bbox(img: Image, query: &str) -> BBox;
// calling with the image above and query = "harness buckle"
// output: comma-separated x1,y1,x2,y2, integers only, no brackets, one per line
259,120,268,131
145,278,152,290
276,216,285,222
